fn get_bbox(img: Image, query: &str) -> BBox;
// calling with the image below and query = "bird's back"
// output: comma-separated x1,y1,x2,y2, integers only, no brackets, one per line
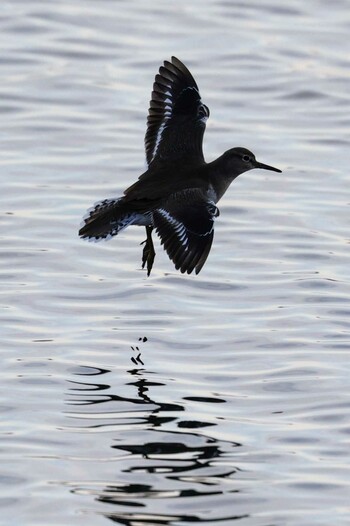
124,161,210,203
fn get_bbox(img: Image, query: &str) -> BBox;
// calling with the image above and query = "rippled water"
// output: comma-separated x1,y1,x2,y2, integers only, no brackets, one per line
1,1,350,525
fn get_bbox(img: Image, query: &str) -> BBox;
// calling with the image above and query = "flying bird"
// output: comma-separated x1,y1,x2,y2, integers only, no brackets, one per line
79,57,281,276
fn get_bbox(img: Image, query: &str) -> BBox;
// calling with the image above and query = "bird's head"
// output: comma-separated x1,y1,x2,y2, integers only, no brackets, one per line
222,147,282,176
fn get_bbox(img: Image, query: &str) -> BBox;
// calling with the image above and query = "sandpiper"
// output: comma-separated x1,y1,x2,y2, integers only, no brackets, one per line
79,57,281,276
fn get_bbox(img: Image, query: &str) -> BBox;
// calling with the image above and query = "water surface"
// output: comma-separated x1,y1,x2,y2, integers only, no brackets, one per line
1,1,350,525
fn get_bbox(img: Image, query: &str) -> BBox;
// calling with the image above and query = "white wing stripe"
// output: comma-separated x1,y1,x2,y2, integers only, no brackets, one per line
149,93,173,163
157,208,189,247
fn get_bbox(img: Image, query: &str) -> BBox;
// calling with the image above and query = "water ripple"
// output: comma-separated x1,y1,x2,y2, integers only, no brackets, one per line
2,1,350,525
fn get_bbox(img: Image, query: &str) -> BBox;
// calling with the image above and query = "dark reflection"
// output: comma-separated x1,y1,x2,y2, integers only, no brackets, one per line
183,396,227,403
66,363,248,524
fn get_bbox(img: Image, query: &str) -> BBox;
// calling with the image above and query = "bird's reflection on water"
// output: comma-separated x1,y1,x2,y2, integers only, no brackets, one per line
66,363,248,524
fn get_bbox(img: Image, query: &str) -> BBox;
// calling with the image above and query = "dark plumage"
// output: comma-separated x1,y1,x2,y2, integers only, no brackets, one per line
79,57,281,276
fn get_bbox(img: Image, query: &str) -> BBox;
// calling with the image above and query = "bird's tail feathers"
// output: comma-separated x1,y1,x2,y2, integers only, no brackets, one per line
79,198,136,241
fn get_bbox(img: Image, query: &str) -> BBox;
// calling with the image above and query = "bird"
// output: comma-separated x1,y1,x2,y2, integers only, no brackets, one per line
79,56,281,276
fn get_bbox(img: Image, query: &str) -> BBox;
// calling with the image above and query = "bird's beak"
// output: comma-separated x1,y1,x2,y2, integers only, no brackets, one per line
255,161,282,173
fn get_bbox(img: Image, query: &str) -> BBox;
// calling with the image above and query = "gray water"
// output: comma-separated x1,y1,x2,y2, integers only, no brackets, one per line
1,1,350,525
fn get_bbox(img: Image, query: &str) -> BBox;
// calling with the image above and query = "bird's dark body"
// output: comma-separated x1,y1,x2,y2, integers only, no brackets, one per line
79,57,281,275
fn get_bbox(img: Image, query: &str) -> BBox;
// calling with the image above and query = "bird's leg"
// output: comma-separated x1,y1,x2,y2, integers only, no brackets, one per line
141,226,155,276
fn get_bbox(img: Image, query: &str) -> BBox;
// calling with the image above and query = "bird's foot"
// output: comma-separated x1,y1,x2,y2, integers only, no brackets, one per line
141,239,155,277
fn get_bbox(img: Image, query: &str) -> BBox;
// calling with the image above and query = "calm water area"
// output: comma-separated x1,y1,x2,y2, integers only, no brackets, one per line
1,1,350,525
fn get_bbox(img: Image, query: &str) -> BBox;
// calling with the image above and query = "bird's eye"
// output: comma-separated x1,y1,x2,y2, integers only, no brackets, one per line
242,155,250,162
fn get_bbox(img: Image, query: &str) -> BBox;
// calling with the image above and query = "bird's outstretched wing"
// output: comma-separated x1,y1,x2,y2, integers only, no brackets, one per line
145,56,209,169
153,189,219,275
